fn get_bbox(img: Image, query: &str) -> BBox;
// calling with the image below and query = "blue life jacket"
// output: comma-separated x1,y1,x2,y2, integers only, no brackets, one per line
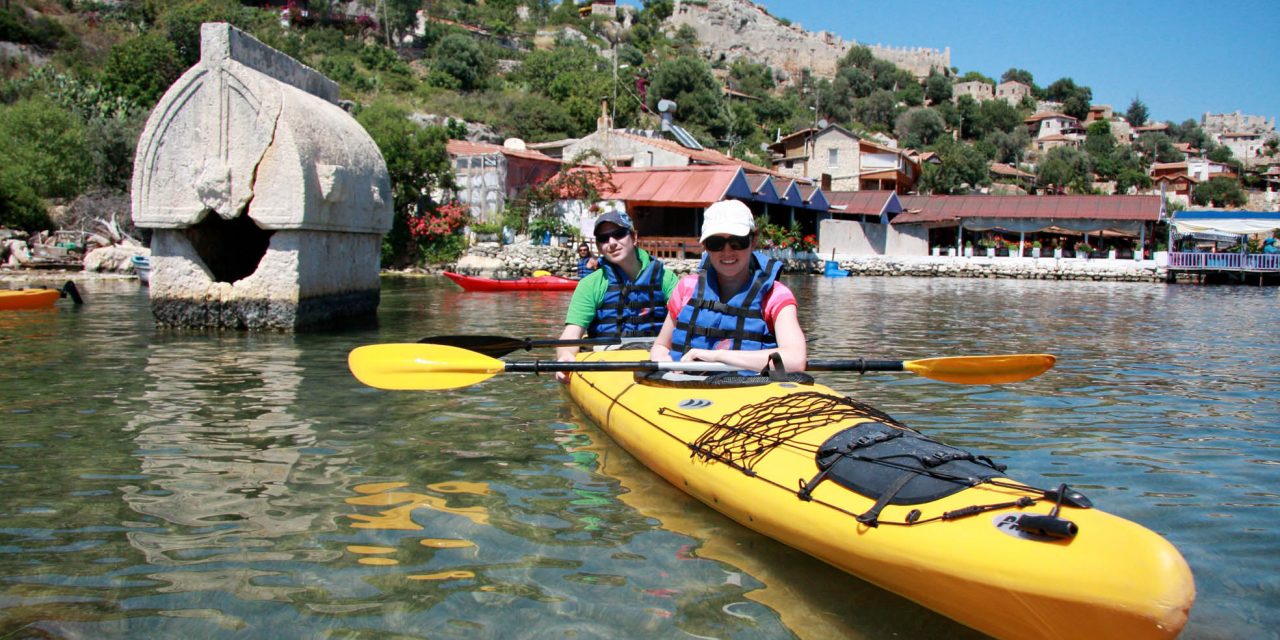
577,256,596,277
588,254,668,338
670,252,783,359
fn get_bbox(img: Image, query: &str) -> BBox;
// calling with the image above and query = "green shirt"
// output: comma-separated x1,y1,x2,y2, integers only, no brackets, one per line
563,249,680,328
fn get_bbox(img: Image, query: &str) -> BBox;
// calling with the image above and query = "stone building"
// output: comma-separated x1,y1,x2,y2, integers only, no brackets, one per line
996,80,1030,106
447,139,561,225
953,80,994,103
131,23,391,330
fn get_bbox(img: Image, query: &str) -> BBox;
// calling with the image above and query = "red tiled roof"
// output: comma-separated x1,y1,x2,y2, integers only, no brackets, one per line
826,190,897,215
893,195,1162,224
1024,111,1077,123
990,163,1036,179
592,165,745,207
447,140,561,164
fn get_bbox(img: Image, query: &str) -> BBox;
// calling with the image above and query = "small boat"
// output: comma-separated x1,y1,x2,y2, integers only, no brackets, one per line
0,281,83,310
565,350,1194,640
443,271,578,292
132,255,151,286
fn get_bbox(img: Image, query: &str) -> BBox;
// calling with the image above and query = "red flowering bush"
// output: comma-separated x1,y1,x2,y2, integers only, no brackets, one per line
407,201,470,241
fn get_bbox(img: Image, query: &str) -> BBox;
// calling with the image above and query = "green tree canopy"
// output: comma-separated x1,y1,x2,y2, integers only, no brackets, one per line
1045,77,1092,120
895,107,947,149
648,55,728,140
924,71,952,105
1000,68,1034,87
1124,97,1149,126
919,137,991,194
1037,145,1093,194
101,33,185,107
0,97,93,199
1193,176,1247,207
429,32,493,91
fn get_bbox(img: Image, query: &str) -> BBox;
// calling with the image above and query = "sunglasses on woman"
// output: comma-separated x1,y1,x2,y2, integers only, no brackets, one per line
703,234,752,252
595,227,631,244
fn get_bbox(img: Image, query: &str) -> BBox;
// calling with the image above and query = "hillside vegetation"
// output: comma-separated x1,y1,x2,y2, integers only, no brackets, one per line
0,0,1258,266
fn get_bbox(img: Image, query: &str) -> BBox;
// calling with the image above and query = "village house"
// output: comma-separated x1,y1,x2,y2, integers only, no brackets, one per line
996,80,1030,106
767,124,921,194
1024,111,1086,140
446,139,562,224
1217,131,1271,167
953,80,994,103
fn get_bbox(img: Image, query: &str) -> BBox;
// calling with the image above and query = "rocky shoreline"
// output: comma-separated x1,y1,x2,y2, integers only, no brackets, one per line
445,239,1168,283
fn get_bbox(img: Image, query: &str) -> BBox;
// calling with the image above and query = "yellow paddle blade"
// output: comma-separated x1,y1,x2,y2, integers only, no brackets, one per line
348,344,506,390
531,269,552,277
904,354,1056,384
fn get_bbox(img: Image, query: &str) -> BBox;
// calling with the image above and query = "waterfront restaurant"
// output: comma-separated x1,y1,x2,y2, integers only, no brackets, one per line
820,195,1164,258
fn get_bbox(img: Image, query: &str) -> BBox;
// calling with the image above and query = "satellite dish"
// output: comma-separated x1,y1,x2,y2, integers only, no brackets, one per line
503,138,527,151
817,119,829,129
657,99,678,113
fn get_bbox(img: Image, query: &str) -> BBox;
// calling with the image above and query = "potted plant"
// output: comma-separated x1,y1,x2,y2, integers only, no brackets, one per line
1133,241,1144,261
931,245,942,256
964,240,974,258
979,238,996,257
471,221,502,243
1031,240,1042,258
1107,245,1118,260
1074,241,1093,259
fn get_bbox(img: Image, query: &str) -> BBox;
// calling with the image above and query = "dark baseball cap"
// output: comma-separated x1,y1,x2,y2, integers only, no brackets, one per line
593,209,634,234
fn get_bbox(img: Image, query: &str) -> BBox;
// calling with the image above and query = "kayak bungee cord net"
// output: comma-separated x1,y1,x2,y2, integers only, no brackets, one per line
683,391,913,471
661,391,1086,532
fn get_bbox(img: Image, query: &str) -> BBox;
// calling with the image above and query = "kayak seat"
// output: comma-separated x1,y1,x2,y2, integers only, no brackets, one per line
634,370,815,388
814,422,1006,506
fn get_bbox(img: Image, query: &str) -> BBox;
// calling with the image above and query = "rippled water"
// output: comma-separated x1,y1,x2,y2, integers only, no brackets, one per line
0,275,1275,639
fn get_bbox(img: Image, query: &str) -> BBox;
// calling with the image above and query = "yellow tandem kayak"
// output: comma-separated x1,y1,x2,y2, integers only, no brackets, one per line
0,282,82,310
565,349,1194,640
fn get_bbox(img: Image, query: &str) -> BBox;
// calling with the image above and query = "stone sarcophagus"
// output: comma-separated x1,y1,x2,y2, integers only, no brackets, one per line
132,22,391,330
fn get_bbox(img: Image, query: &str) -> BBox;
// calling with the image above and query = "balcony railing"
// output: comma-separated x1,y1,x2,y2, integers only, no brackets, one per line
1167,252,1280,272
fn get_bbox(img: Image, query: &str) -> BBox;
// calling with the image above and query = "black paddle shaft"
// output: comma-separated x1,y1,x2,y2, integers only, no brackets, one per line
499,358,907,375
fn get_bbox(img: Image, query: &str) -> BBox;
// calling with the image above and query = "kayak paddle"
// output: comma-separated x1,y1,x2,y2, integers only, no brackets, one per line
349,344,1056,391
417,334,622,357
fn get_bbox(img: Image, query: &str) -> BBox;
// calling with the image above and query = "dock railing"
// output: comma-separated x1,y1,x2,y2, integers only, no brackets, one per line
1167,252,1280,272
639,236,703,260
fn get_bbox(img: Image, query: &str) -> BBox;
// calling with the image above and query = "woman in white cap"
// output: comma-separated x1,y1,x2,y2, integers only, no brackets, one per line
555,206,679,383
649,199,807,373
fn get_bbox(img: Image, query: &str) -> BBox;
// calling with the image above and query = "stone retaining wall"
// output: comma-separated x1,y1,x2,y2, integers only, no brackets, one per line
450,242,1167,283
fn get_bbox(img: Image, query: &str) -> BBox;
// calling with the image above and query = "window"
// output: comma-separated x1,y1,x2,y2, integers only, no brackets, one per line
828,148,838,167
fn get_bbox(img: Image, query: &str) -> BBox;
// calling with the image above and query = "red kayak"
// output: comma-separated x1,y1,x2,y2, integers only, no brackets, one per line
443,271,579,292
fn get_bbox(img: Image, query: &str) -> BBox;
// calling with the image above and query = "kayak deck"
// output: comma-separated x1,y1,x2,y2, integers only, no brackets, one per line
566,349,1194,640
0,288,63,310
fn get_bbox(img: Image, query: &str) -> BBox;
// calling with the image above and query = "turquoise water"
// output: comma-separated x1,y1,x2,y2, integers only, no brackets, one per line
0,274,1276,639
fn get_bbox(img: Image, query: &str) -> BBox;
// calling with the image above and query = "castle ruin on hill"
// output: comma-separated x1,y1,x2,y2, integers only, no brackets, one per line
667,0,950,84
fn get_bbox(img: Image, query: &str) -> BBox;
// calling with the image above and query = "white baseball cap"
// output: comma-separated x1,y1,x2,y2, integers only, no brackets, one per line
700,200,755,242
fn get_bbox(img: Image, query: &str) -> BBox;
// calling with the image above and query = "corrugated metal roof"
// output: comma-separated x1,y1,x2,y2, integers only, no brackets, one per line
826,190,900,216
593,165,750,206
893,195,1163,224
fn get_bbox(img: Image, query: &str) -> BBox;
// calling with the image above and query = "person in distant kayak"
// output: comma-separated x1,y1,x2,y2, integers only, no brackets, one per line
649,199,807,374
555,207,679,383
575,242,599,277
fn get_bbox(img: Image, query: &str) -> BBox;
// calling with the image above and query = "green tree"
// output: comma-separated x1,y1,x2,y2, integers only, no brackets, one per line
983,128,1031,164
1133,132,1183,164
840,44,874,69
1192,176,1247,207
1000,68,1034,87
356,100,454,266
429,33,492,91
648,55,728,140
0,97,93,199
919,138,991,194
894,107,947,149
159,0,249,66
970,98,1023,137
1045,77,1092,120
1084,120,1117,177
0,167,52,232
924,71,952,105
853,89,899,131
102,33,185,107
1124,97,1149,126
727,58,774,97
1037,145,1093,194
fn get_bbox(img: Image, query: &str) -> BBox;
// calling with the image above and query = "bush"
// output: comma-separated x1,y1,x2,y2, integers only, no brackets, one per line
102,33,185,107
0,97,93,199
0,168,51,232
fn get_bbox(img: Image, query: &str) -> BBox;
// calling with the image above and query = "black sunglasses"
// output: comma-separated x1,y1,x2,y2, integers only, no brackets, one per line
595,227,631,244
703,234,752,252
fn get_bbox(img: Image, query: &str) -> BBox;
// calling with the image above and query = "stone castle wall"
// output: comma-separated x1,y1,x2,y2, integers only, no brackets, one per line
667,0,949,84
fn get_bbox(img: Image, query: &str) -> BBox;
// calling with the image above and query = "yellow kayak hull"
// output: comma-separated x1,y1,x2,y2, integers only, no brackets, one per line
0,288,61,310
566,350,1194,640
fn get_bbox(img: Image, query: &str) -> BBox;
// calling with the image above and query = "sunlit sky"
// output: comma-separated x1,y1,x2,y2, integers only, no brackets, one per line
627,0,1280,126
